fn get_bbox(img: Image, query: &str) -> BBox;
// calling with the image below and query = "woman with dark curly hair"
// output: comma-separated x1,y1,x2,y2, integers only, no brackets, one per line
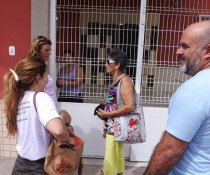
96,48,135,175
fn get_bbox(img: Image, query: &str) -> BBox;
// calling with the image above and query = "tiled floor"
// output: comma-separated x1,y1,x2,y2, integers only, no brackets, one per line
0,157,147,175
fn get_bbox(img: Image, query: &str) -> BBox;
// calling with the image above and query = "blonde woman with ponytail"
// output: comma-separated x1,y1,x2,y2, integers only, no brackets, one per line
3,57,70,175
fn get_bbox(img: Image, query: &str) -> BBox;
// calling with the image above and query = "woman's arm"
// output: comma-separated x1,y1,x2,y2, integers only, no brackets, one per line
56,67,64,88
46,117,70,142
36,92,70,142
65,65,83,87
119,76,135,114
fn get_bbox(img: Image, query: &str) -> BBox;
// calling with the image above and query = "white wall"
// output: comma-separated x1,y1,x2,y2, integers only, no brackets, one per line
58,102,130,158
31,0,50,38
58,102,168,161
130,107,168,161
58,102,106,157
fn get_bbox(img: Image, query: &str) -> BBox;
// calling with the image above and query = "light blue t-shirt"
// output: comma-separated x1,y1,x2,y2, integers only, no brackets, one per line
166,69,210,175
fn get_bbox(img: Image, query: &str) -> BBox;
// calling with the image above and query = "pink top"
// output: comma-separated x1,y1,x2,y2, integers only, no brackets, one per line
44,75,57,103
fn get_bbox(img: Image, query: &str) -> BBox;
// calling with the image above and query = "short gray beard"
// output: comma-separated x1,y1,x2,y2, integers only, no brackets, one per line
179,64,187,73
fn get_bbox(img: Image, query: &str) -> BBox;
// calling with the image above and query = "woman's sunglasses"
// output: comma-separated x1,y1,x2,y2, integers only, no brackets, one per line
106,59,115,65
37,37,51,47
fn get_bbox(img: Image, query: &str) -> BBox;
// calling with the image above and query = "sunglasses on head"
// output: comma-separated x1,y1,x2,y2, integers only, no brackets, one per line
106,59,115,65
37,37,51,47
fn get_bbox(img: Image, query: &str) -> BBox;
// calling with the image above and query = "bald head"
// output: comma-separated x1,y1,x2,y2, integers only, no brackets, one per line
184,21,210,48
187,20,210,29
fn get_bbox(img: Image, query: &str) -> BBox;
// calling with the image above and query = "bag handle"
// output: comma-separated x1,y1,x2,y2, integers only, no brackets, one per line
58,142,75,150
112,73,127,87
33,92,38,112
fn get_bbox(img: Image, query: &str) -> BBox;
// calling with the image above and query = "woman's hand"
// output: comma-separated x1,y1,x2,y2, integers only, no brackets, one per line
56,79,66,87
68,125,75,136
96,109,109,119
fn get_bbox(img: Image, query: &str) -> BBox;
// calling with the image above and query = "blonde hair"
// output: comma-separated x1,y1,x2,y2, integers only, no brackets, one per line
3,57,47,136
27,35,52,59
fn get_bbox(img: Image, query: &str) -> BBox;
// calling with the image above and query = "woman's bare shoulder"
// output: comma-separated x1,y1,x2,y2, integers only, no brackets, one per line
121,75,133,84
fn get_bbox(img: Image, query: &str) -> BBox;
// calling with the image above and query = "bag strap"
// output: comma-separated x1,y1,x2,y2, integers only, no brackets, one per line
33,92,38,112
117,78,139,110
112,73,127,87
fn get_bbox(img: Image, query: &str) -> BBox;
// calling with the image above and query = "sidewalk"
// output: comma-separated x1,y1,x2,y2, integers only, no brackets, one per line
0,157,147,175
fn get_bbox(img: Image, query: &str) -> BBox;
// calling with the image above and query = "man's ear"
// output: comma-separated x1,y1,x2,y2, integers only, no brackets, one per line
203,44,210,60
206,44,210,53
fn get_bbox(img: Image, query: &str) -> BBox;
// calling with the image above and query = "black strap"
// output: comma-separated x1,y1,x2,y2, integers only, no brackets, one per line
112,73,127,87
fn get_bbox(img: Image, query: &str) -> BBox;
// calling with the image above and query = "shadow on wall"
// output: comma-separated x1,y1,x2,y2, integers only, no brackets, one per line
73,125,105,157
74,126,105,158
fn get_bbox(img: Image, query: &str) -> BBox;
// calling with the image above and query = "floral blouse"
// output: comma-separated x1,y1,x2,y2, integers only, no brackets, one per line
103,82,119,134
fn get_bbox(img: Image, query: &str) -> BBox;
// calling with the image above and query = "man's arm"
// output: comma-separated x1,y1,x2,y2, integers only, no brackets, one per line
143,131,188,175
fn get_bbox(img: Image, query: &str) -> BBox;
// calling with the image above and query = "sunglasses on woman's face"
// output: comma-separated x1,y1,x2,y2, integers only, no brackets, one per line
106,59,115,65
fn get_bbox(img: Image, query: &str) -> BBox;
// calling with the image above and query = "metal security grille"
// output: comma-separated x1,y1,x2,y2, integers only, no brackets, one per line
56,0,210,106
140,0,209,106
56,0,141,104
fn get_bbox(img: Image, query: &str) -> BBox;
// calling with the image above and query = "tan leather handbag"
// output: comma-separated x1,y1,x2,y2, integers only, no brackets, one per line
33,92,84,175
44,135,84,175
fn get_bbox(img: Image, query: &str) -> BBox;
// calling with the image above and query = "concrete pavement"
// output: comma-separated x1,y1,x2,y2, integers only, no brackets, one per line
0,157,147,175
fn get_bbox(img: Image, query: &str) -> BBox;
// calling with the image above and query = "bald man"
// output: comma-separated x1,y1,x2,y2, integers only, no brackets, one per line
144,21,210,175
